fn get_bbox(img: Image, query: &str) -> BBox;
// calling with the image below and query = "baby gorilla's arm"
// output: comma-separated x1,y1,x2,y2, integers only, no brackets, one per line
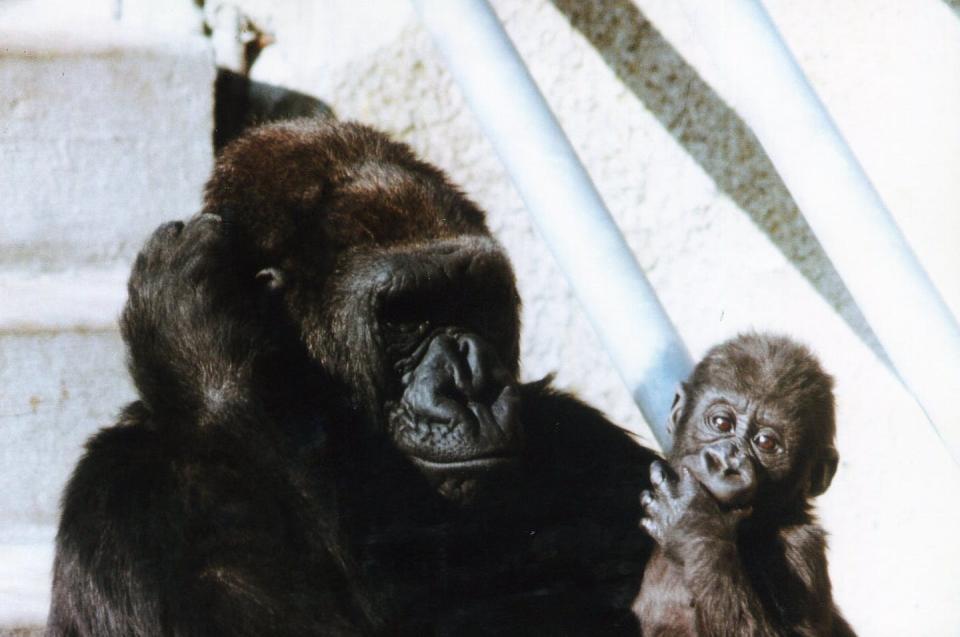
640,461,837,636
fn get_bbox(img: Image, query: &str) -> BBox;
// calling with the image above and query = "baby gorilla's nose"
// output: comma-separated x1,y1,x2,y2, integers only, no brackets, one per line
703,441,745,474
689,441,758,508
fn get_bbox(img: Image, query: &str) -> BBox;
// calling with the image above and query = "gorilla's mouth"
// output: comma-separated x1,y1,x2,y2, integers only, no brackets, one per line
386,329,523,470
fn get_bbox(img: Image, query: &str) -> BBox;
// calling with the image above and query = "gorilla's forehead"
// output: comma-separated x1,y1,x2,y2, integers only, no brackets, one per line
323,167,489,250
206,118,491,261
335,235,517,298
346,160,421,193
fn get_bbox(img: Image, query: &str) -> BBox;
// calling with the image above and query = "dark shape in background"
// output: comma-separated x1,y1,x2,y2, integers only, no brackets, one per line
214,69,334,151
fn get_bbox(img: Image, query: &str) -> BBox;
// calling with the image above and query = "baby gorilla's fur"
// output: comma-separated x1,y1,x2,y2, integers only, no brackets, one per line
634,333,855,636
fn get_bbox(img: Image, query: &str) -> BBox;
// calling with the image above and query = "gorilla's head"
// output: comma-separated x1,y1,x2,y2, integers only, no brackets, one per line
204,119,524,503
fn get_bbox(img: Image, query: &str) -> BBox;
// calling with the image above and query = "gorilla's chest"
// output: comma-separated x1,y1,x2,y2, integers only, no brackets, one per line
357,512,648,634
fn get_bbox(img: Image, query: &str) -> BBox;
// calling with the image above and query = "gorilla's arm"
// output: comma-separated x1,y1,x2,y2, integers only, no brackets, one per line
47,405,366,637
48,217,370,636
120,216,265,422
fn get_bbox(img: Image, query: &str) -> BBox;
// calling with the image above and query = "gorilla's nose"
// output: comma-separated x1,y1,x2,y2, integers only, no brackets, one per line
449,332,511,401
395,329,522,463
400,330,515,426
405,331,509,401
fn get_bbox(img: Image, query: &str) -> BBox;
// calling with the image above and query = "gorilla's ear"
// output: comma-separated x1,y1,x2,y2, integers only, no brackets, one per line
667,383,688,436
256,267,286,292
809,446,839,497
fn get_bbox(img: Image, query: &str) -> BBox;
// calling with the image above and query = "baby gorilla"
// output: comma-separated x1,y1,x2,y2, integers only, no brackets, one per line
634,333,855,636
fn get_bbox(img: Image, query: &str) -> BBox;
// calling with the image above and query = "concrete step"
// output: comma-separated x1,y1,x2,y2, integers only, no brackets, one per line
0,328,129,630
0,527,55,634
0,22,215,629
0,25,214,271
0,268,128,332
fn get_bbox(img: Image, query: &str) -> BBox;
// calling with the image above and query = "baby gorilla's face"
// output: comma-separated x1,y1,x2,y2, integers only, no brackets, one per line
671,385,814,512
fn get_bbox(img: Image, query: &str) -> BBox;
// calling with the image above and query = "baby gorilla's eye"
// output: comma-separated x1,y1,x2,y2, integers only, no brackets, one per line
712,415,734,433
755,432,780,452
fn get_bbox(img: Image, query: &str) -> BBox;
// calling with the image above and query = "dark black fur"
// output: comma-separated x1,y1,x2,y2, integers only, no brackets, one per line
47,120,659,635
634,333,855,636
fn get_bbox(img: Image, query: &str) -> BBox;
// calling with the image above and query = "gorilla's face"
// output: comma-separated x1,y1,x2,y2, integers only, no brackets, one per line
290,234,525,503
207,119,527,505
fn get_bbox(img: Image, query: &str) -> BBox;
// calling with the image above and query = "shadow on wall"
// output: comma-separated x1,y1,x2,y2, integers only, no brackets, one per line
550,0,890,367
944,0,960,18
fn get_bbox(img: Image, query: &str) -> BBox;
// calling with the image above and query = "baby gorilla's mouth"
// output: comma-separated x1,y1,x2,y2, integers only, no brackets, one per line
386,329,523,468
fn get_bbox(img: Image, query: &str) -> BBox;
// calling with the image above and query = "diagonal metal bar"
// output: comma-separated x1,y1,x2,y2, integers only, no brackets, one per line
680,0,960,463
411,0,693,450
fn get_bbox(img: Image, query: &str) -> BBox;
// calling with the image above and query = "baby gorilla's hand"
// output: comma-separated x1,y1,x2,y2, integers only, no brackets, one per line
124,214,264,420
640,460,749,562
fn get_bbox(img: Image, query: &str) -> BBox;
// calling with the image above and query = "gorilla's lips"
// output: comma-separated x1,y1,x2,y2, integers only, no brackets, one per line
386,330,523,468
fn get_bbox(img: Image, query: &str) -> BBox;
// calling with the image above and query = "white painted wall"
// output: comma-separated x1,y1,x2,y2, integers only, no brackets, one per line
1,0,958,634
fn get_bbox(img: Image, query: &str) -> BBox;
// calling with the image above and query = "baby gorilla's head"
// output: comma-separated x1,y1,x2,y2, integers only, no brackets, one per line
668,333,839,513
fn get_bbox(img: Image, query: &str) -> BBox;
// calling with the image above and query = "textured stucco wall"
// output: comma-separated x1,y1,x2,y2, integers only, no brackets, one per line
1,0,959,633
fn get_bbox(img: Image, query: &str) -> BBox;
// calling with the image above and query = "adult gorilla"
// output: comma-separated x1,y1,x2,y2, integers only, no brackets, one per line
48,120,657,635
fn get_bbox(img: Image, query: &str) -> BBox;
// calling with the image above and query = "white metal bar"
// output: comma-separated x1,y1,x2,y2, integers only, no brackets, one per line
680,0,960,461
411,0,692,448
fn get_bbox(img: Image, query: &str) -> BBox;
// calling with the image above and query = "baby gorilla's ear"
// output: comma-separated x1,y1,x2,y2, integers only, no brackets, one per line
666,383,688,437
256,267,286,292
808,446,839,497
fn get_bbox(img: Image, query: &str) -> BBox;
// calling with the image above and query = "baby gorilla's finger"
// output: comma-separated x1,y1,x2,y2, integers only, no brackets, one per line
650,460,683,502
650,460,667,485
640,489,657,513
677,466,701,500
640,516,663,543
650,459,676,489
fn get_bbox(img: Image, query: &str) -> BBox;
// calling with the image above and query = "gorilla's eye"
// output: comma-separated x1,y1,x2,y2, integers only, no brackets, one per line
385,320,430,334
384,320,432,359
754,432,781,452
712,415,734,433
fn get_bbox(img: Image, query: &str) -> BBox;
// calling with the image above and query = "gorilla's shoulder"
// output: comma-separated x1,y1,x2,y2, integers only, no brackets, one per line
59,403,166,515
54,403,175,566
520,378,659,478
